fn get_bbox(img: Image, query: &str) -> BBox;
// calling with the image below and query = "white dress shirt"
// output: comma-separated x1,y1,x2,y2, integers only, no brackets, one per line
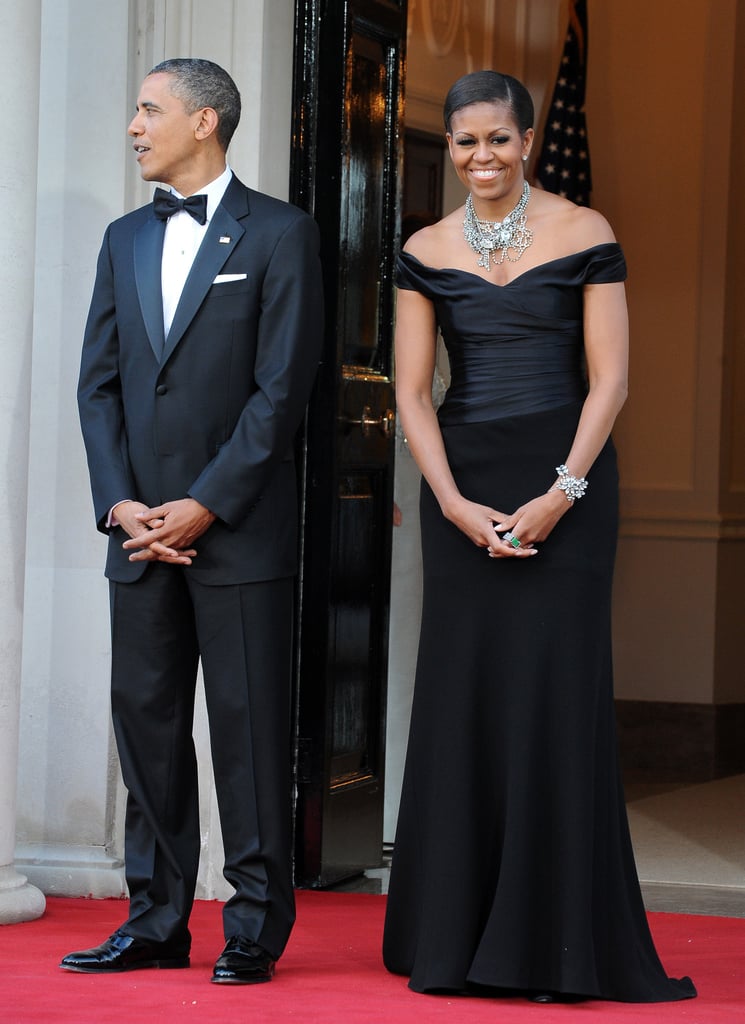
161,163,234,336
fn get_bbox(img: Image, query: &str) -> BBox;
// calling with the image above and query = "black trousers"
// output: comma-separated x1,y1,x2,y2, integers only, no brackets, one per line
109,565,295,959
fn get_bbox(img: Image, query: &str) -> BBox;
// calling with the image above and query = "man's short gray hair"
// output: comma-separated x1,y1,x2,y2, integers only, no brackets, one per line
148,58,241,151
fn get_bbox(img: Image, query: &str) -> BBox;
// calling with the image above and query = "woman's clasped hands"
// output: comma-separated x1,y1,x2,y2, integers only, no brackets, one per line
444,489,571,558
488,489,572,557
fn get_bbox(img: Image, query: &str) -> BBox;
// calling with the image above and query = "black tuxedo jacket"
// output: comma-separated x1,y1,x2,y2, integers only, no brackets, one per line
78,174,323,584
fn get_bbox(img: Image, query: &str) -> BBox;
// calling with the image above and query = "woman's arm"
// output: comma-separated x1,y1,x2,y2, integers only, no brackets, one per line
488,278,629,551
557,279,629,479
395,286,533,556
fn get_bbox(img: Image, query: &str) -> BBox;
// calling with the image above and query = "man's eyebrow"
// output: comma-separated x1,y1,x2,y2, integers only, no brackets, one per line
138,100,163,112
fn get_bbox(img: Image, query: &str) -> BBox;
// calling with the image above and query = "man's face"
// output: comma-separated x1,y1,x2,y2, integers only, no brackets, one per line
127,73,203,187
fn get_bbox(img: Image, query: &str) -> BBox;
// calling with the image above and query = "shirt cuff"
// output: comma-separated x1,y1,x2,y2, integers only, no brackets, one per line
107,500,132,528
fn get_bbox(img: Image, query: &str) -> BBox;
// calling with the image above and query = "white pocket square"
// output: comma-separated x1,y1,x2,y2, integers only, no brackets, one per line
213,273,247,284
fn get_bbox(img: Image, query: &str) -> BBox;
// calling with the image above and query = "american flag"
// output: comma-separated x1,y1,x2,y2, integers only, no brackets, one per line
534,0,592,207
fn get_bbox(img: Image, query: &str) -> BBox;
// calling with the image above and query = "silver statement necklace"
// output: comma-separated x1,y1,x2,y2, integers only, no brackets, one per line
463,182,533,272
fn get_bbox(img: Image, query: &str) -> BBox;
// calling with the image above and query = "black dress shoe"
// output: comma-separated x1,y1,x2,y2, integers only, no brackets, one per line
60,929,190,973
211,935,276,984
529,992,555,1003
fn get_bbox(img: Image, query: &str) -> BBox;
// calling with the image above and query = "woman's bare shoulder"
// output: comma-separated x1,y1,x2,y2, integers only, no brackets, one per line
530,187,617,249
565,204,617,248
403,207,465,266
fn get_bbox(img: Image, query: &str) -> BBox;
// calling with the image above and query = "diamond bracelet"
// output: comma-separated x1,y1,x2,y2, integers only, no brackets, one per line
551,464,588,502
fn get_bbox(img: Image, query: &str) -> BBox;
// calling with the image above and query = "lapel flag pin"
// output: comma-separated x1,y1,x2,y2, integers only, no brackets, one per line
219,236,231,244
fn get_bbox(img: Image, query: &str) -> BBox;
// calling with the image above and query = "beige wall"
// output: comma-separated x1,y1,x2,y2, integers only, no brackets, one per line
589,0,745,705
401,0,745,706
406,0,564,135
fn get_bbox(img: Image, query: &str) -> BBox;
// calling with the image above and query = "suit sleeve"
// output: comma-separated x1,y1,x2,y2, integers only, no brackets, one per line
187,212,324,526
77,227,139,533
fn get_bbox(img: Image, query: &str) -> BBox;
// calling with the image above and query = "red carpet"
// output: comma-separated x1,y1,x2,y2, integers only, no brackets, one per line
1,893,742,1022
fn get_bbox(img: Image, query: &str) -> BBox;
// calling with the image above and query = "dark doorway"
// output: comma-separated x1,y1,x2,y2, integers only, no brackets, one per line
290,0,408,887
402,128,446,231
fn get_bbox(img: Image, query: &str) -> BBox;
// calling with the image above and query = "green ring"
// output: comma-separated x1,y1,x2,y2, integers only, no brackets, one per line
509,535,521,548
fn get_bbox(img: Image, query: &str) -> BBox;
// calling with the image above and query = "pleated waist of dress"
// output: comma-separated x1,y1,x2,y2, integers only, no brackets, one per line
438,330,586,426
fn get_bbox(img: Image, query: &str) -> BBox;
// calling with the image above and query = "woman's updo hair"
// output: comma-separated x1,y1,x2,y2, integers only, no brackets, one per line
444,71,534,136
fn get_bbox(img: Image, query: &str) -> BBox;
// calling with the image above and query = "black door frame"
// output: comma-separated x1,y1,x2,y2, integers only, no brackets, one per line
289,0,407,887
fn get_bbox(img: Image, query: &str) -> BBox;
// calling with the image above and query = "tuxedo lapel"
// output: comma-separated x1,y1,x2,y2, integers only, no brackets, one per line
134,216,167,360
161,181,249,365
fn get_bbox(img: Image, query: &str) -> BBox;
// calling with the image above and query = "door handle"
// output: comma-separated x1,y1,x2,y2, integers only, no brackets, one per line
341,406,395,437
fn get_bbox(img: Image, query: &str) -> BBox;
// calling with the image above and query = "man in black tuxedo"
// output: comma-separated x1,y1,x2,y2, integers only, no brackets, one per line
61,58,323,984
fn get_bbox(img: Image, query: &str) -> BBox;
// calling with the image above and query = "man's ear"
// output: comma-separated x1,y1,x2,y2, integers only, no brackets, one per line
194,106,220,141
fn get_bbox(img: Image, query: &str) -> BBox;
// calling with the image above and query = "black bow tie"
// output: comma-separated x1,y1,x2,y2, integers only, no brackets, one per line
153,187,208,225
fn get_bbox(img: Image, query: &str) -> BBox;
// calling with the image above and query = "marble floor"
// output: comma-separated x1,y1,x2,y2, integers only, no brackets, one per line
337,774,745,919
626,773,745,917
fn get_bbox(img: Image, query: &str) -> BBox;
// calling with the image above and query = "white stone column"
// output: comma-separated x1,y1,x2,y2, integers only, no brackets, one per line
15,0,132,900
0,0,46,924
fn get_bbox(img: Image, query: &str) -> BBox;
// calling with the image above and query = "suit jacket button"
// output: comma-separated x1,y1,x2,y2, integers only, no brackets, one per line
156,385,168,395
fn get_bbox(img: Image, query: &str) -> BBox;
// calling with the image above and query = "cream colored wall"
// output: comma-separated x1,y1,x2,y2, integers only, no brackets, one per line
589,0,722,511
406,0,564,135
587,0,745,704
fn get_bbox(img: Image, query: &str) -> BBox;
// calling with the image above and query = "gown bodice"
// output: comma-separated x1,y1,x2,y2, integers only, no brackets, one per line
396,243,627,425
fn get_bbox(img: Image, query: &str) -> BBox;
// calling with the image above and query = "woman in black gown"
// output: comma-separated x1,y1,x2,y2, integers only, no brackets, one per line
382,71,695,1004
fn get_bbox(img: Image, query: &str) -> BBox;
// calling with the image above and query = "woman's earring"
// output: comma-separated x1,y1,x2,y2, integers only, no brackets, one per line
522,154,528,162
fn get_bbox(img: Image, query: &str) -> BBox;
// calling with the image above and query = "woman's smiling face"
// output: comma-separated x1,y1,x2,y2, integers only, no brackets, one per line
447,101,533,211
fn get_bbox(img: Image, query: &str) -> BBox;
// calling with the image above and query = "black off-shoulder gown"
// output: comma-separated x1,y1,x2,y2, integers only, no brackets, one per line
382,245,696,1002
